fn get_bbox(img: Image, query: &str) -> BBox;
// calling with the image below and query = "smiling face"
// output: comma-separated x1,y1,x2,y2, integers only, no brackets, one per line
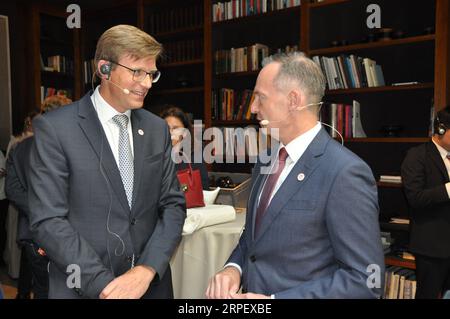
99,55,157,113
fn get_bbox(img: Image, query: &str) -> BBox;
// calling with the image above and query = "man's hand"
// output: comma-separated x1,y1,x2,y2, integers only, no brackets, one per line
0,168,6,178
206,266,241,299
231,293,270,299
100,265,156,299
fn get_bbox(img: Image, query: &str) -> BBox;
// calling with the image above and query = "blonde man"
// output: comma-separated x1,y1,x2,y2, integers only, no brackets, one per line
27,25,186,299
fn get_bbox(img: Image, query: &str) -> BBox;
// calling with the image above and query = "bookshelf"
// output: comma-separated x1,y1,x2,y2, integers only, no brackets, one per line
29,3,82,110
141,0,205,119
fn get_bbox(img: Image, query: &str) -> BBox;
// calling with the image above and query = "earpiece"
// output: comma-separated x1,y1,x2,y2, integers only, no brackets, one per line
100,63,111,78
435,116,447,136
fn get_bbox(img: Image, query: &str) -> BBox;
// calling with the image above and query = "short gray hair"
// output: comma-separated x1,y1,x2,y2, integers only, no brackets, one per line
262,52,326,104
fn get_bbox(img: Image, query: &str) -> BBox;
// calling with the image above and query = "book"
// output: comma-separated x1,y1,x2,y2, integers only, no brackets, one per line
352,100,367,138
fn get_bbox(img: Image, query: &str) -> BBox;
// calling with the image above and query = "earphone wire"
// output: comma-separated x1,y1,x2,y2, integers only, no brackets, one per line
91,72,126,277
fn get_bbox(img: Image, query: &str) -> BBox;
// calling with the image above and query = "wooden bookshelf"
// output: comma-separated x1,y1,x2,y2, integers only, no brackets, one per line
325,83,434,95
385,256,416,270
160,59,204,68
150,86,204,95
216,70,260,78
377,182,403,188
309,35,435,55
212,5,300,27
154,25,203,40
309,0,350,8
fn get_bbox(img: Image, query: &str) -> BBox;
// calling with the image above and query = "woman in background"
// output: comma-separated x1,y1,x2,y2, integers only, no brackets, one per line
160,106,209,190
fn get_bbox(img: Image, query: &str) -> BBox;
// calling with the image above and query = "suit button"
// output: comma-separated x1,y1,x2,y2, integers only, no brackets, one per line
250,255,256,263
131,218,137,225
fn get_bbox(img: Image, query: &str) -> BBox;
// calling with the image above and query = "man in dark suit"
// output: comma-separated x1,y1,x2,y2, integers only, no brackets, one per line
401,105,450,299
28,25,186,299
206,52,384,299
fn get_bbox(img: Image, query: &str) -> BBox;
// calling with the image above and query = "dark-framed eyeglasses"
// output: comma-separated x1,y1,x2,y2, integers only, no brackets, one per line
109,61,161,83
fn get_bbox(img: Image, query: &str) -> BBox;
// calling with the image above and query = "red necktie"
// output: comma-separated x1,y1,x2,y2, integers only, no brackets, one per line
255,147,289,235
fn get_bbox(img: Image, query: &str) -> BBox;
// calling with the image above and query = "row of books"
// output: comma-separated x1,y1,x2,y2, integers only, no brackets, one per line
212,0,301,22
212,89,256,121
384,266,417,299
83,59,96,85
160,39,203,64
212,126,261,158
312,55,385,90
40,86,73,104
147,5,203,35
215,43,269,74
320,101,367,139
41,55,74,75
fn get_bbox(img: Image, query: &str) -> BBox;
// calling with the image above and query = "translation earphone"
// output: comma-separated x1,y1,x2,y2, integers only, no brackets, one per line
435,116,447,136
99,63,112,79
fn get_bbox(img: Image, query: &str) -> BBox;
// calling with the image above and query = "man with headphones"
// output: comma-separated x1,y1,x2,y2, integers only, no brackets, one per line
207,52,384,299
27,25,186,299
401,105,450,299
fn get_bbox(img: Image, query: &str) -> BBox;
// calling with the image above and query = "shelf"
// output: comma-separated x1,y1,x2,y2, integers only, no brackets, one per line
150,86,203,95
154,26,203,39
309,35,435,55
212,6,300,27
385,256,416,270
309,0,350,8
377,182,403,188
41,37,73,46
344,138,430,143
380,222,409,232
216,70,260,78
325,83,434,95
212,120,258,126
41,70,74,79
160,59,204,68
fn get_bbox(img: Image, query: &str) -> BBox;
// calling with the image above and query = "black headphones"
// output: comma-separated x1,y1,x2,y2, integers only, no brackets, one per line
435,116,447,136
99,63,112,79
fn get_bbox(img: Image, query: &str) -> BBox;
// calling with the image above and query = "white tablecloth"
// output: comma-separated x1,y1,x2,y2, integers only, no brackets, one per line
170,211,246,299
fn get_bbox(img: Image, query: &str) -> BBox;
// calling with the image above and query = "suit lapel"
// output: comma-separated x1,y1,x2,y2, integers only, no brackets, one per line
249,164,271,240
130,111,145,213
254,129,331,243
428,142,450,182
77,93,131,213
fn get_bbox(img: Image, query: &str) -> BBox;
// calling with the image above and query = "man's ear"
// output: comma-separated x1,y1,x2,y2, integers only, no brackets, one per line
288,90,302,111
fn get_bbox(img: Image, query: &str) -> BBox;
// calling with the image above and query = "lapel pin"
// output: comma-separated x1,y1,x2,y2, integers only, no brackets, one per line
297,173,305,181
138,129,144,136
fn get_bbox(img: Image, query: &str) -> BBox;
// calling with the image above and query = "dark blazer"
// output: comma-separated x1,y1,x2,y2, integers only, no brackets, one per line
5,136,34,243
401,141,450,258
27,93,186,299
228,128,384,298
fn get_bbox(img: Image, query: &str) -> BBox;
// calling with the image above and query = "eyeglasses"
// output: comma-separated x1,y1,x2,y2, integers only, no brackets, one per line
109,61,161,83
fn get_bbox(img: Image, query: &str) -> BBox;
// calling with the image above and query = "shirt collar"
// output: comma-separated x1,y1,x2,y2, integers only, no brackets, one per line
281,122,322,163
91,86,131,125
432,138,450,158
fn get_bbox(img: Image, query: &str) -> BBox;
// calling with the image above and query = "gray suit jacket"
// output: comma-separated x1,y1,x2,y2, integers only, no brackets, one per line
28,93,186,299
228,128,384,298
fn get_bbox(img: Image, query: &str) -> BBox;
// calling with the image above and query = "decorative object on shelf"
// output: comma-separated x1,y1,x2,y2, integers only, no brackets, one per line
423,26,435,35
330,39,349,47
375,28,394,41
381,125,403,137
215,176,236,189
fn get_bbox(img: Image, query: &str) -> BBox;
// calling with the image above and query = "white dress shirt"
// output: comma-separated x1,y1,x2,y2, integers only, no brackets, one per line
226,122,323,297
91,86,134,168
431,139,450,198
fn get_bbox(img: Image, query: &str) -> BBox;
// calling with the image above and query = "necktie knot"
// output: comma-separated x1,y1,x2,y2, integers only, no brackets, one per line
112,114,129,130
278,147,288,163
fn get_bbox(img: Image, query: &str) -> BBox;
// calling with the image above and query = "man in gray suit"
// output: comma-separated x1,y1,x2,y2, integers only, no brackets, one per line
206,52,384,299
28,25,186,299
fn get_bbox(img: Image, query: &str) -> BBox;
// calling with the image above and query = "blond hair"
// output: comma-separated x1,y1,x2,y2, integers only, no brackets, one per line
41,95,72,114
94,24,162,67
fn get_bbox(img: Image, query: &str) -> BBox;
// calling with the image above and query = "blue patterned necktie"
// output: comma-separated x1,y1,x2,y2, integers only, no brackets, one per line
112,114,134,209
